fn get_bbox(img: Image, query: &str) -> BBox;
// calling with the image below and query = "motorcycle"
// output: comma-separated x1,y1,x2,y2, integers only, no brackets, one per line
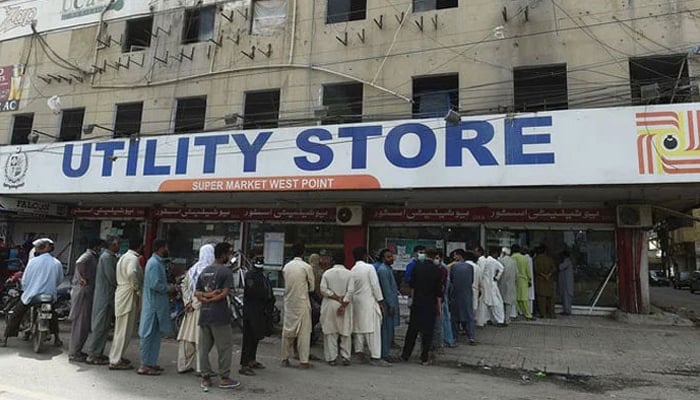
25,294,56,353
0,271,23,317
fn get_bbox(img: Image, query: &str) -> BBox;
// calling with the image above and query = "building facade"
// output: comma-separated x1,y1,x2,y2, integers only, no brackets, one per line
2,0,700,313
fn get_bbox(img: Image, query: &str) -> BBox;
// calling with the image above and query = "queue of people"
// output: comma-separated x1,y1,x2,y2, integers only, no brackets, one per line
1,235,578,390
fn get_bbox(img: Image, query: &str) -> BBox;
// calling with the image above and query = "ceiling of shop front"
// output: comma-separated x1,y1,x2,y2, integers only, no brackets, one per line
29,183,700,211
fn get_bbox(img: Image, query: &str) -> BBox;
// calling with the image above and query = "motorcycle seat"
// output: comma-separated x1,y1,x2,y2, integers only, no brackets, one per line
31,294,54,303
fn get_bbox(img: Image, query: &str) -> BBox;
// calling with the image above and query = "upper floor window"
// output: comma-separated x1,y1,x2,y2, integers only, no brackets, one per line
59,108,85,142
174,96,207,133
182,5,216,44
243,89,281,129
10,113,33,145
322,82,363,125
414,0,458,12
629,54,690,105
412,74,459,118
123,16,153,53
114,102,143,137
252,0,288,35
513,64,568,112
327,0,366,24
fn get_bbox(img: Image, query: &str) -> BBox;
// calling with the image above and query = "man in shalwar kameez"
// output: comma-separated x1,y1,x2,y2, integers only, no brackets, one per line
137,239,174,376
319,252,354,366
375,249,400,362
108,240,143,370
86,238,120,365
281,243,315,369
498,247,518,324
68,239,104,362
482,248,505,326
177,244,215,373
512,244,534,320
351,247,389,367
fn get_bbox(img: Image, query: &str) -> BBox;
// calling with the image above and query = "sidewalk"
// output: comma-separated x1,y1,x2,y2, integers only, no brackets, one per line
394,315,700,378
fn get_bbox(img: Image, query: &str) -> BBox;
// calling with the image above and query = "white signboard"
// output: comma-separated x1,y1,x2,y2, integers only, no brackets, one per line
0,0,225,43
2,104,700,195
263,232,285,266
0,196,68,216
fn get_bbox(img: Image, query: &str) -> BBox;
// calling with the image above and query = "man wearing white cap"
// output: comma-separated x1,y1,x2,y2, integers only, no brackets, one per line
498,247,518,325
1,239,64,347
28,238,54,261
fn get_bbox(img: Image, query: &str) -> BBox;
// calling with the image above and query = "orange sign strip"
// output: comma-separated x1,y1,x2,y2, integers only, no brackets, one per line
158,175,381,192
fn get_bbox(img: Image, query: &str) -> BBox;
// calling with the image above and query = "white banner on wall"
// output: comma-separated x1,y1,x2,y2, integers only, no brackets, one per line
1,103,700,195
0,0,225,43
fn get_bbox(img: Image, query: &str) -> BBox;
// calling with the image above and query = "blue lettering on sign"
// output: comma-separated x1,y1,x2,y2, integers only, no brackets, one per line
175,138,190,175
143,139,170,176
338,126,382,169
126,140,139,176
194,135,229,173
62,143,91,178
232,132,272,173
95,141,125,177
295,129,334,171
384,123,436,168
445,121,498,167
505,117,555,165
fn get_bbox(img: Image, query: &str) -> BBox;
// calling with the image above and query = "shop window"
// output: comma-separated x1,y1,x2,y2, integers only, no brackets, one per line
414,0,458,12
243,89,280,129
114,102,143,137
252,0,288,35
10,113,33,145
369,225,480,293
162,222,242,274
412,74,459,118
485,228,617,307
122,16,153,53
322,82,363,125
513,64,568,112
70,220,144,277
182,5,216,44
327,0,367,24
629,54,690,105
247,223,344,288
174,96,207,133
59,108,85,142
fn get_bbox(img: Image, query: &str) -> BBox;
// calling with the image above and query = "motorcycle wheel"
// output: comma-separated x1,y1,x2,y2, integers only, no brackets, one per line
32,326,45,353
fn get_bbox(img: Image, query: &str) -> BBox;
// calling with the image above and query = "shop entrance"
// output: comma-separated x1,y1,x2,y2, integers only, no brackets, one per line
486,228,617,307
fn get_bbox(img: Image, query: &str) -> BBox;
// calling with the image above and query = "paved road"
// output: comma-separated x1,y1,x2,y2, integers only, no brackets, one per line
0,321,698,400
650,286,700,322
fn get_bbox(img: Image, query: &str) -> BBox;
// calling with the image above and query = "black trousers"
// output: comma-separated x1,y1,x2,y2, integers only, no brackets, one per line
240,319,260,366
401,313,435,363
4,301,59,339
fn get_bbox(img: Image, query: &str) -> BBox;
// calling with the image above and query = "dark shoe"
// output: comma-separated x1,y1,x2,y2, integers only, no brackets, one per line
281,359,291,368
370,358,392,367
496,323,507,327
468,339,477,346
69,353,88,363
328,360,337,366
219,377,241,389
86,356,109,365
136,366,161,376
341,358,351,366
239,366,256,376
299,363,311,369
149,365,164,372
250,361,265,370
53,337,63,347
109,361,134,370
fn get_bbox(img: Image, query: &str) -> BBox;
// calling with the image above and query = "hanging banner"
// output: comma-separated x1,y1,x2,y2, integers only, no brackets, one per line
3,104,700,195
0,64,24,112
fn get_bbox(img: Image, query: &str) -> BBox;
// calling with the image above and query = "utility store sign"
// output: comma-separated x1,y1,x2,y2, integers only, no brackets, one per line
2,104,700,195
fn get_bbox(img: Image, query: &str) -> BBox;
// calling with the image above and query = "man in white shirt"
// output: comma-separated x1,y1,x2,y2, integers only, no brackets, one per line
351,247,389,367
319,251,354,366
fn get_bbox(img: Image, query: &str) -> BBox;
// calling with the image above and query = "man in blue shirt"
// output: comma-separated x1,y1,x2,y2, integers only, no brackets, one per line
376,249,400,362
404,245,426,284
1,239,63,347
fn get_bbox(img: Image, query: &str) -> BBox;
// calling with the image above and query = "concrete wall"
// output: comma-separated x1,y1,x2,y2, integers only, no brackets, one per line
2,0,700,143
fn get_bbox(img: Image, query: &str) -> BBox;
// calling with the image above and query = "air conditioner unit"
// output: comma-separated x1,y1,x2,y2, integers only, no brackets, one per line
616,205,653,228
336,205,363,226
640,83,661,104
